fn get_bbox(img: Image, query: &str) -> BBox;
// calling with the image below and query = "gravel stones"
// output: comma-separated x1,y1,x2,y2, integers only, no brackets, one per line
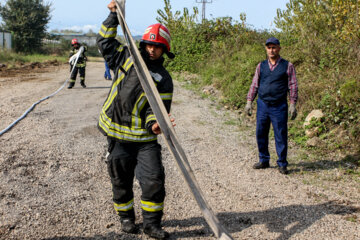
0,63,359,239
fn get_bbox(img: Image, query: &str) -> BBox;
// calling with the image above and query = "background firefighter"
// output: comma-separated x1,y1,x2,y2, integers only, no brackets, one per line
68,38,87,89
96,0,175,239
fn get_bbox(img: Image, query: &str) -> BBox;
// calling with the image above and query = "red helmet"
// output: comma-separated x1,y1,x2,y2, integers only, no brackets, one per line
71,38,79,45
140,23,175,59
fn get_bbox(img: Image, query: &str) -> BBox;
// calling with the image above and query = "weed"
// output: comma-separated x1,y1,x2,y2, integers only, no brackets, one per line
345,215,358,223
224,119,237,126
0,50,67,66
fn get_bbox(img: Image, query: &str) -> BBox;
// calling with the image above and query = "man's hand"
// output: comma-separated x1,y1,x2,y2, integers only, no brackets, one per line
244,101,253,116
289,103,297,120
151,114,176,135
108,0,116,12
151,122,161,135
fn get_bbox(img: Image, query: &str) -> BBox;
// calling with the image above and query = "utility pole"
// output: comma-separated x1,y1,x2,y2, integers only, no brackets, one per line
196,0,213,22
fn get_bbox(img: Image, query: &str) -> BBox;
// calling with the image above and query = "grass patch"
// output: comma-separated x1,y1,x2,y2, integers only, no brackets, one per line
224,119,238,126
0,50,67,68
345,215,358,223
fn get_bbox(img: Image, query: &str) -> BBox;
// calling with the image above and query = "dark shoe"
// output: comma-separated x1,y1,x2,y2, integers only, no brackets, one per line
279,167,289,175
144,224,169,239
67,83,74,89
120,219,137,234
80,81,86,88
253,161,270,169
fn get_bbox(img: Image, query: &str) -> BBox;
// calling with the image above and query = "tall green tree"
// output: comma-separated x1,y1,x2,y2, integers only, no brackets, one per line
274,0,360,66
0,0,51,53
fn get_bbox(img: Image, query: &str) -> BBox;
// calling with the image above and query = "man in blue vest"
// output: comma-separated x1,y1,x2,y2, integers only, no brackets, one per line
245,37,298,174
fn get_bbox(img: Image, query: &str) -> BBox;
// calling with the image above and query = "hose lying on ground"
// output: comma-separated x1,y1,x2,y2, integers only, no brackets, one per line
0,79,68,136
0,48,84,137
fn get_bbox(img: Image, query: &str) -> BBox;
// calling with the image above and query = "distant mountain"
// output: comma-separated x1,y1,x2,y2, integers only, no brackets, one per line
133,35,142,40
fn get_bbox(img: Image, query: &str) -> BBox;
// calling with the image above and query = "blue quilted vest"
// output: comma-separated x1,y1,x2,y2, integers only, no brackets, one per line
258,58,289,104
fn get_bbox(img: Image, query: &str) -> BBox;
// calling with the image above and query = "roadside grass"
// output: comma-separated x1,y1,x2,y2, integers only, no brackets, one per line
288,146,360,202
88,56,105,62
164,0,360,203
346,215,358,223
175,71,360,196
290,147,360,176
0,51,104,69
0,50,67,67
224,119,238,126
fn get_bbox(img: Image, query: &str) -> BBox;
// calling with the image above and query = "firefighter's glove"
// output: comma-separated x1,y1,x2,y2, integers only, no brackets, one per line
289,103,297,120
244,101,253,116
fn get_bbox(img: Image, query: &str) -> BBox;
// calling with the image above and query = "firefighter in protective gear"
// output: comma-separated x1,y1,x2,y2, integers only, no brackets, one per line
97,1,175,239
68,38,88,89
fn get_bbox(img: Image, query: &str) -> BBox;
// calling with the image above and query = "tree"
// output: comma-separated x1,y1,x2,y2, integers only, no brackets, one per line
0,0,51,53
274,0,360,64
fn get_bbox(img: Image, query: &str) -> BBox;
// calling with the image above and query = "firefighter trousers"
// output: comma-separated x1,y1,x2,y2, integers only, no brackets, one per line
106,139,166,227
70,66,86,84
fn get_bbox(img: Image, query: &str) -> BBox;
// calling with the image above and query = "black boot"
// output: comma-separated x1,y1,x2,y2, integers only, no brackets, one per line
144,224,169,239
118,209,137,234
80,80,86,88
253,161,270,169
120,218,137,234
67,82,74,89
279,166,289,175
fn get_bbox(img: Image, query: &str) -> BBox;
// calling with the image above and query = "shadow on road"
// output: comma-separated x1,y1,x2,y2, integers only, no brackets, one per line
81,86,111,89
41,232,141,240
291,152,360,173
41,201,358,240
166,201,359,239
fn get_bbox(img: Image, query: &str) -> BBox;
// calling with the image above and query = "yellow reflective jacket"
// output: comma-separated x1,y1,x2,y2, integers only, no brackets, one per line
96,12,173,143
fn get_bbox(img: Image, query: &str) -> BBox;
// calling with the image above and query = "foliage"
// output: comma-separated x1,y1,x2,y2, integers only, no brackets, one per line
86,45,102,57
275,0,360,66
0,0,51,53
274,0,360,150
157,0,205,72
0,49,66,65
157,0,268,107
157,0,360,152
329,0,360,42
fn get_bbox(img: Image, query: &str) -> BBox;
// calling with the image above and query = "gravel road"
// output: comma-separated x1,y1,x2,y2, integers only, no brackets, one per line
0,62,359,240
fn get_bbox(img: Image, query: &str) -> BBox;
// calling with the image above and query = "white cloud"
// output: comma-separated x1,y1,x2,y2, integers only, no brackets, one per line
61,24,99,33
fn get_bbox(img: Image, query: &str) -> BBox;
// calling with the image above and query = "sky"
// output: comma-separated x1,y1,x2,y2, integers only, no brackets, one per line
0,0,289,35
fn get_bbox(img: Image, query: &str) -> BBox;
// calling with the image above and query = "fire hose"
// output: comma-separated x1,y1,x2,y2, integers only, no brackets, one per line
0,47,84,137
114,1,233,239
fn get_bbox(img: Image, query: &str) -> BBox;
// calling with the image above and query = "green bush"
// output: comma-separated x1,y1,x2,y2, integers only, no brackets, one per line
156,0,360,151
0,50,66,64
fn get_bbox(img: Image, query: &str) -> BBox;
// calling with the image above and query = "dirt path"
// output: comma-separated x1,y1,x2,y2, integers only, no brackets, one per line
0,62,359,240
